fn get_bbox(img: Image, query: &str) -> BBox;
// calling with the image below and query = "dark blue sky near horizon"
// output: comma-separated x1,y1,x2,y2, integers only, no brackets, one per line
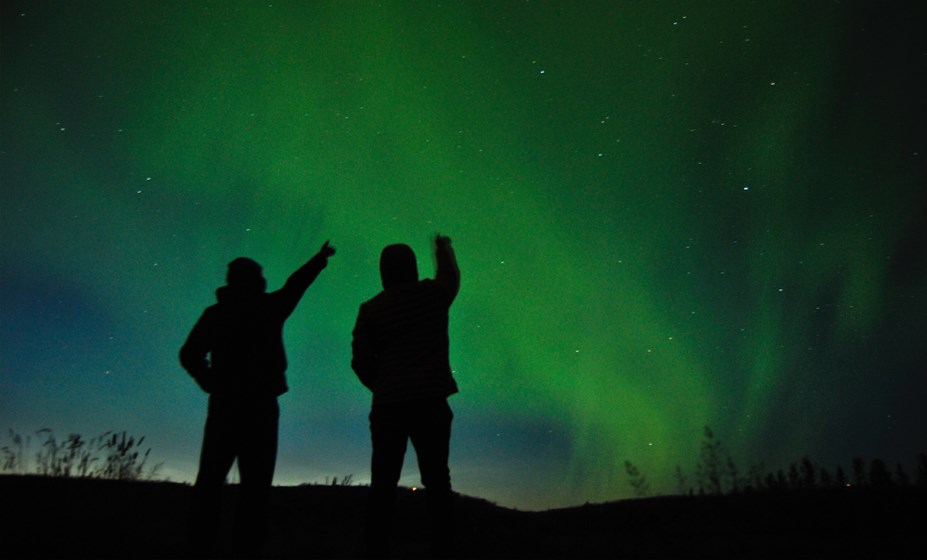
1,1,925,510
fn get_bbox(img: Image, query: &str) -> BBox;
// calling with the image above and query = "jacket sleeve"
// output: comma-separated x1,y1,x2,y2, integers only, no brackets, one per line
351,305,377,391
434,240,460,304
179,310,216,393
276,251,330,319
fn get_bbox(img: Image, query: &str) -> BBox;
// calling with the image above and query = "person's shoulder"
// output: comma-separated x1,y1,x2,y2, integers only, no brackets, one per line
193,301,223,326
420,278,452,299
264,288,288,305
359,290,387,310
412,280,453,309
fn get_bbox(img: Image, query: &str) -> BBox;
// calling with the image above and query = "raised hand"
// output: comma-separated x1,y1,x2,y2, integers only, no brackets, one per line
434,234,452,248
319,240,336,258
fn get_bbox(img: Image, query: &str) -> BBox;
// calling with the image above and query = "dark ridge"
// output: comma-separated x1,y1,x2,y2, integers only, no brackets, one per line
1,475,924,559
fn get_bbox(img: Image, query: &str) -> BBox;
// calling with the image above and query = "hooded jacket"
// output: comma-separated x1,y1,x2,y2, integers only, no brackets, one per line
351,240,460,406
180,252,329,398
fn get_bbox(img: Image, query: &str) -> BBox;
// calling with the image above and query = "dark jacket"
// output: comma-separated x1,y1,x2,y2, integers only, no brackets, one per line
180,253,328,397
351,242,460,406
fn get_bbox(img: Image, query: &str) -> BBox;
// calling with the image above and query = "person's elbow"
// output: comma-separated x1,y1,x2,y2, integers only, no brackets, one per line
350,353,369,376
351,360,376,390
450,270,461,298
179,345,205,375
179,346,192,371
440,271,460,301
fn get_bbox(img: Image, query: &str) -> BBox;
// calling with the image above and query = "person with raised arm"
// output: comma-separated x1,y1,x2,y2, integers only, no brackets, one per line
180,240,336,558
351,234,460,558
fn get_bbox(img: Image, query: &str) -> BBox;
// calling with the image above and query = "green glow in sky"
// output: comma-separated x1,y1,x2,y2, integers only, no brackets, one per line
2,1,924,509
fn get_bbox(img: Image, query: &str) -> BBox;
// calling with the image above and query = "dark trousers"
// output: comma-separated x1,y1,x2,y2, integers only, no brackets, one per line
187,394,279,558
366,398,455,558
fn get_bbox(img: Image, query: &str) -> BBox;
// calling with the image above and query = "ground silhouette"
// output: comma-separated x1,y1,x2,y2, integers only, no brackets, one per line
1,475,924,558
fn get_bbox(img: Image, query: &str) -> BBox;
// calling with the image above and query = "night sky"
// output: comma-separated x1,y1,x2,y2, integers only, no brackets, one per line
1,1,924,510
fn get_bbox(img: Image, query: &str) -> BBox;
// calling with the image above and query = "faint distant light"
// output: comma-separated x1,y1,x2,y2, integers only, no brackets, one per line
411,486,418,492
743,186,749,191
539,69,546,74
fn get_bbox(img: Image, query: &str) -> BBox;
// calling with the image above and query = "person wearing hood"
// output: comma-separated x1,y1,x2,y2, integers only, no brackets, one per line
180,240,335,557
351,234,460,558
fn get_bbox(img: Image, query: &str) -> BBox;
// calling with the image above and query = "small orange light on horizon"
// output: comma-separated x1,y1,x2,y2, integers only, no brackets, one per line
411,486,418,491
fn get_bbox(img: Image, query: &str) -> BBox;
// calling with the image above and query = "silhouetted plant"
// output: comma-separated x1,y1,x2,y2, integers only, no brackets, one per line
34,430,101,478
894,463,910,486
746,463,765,492
916,453,927,487
35,428,63,476
0,446,14,472
763,472,778,492
725,456,740,493
623,426,927,500
851,457,867,486
834,466,848,488
787,463,801,489
2,428,161,481
819,466,833,488
868,459,891,487
695,427,723,495
623,460,650,497
96,431,162,481
612,427,923,499
673,465,688,495
325,474,355,486
1,429,28,473
775,468,787,489
799,456,816,489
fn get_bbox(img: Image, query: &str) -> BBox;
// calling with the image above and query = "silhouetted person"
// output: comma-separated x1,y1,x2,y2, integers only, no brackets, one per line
351,234,460,558
180,241,335,558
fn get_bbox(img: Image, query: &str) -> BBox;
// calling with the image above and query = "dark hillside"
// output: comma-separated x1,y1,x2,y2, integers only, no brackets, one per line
1,475,924,558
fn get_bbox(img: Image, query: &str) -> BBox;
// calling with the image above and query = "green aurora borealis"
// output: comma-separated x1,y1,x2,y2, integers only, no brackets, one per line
1,1,924,509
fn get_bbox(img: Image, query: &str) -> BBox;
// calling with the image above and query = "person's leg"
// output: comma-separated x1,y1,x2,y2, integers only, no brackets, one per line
409,399,455,557
235,397,279,558
366,405,409,558
188,396,238,557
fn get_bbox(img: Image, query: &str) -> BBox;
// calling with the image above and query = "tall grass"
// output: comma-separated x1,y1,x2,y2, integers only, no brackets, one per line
1,429,28,474
1,428,162,481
